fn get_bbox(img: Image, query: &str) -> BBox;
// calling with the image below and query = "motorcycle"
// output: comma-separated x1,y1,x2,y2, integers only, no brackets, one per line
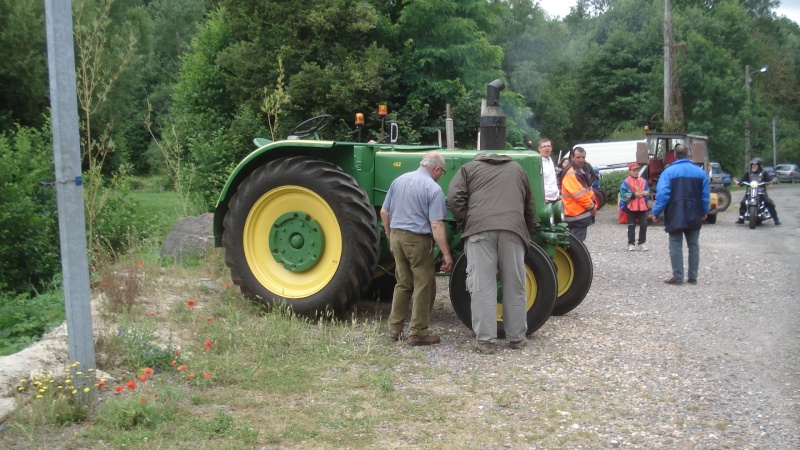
740,180,772,229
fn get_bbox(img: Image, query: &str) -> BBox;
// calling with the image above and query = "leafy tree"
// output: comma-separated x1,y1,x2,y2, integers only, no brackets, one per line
0,125,60,294
0,0,48,131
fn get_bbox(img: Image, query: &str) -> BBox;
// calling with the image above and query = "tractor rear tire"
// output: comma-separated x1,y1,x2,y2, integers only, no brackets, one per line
551,232,593,316
449,243,556,337
222,157,379,315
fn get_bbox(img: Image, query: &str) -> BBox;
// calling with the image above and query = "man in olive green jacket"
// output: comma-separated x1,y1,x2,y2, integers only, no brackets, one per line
448,152,537,354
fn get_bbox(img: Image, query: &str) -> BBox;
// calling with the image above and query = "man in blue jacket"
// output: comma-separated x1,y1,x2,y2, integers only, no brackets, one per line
651,145,710,285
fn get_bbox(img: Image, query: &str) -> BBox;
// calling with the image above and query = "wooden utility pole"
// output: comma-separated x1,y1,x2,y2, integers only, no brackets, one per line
663,0,672,124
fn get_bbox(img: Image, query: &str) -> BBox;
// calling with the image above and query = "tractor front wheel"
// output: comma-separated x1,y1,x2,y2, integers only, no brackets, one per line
449,243,556,337
222,157,379,314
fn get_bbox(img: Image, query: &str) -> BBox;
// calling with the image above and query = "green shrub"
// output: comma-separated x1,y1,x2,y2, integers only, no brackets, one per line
599,170,629,206
0,287,65,356
114,322,178,372
0,125,61,294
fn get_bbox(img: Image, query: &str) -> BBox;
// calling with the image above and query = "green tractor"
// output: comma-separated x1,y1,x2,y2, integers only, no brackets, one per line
213,80,593,335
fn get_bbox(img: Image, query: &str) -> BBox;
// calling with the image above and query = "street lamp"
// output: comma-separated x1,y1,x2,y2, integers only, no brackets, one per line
745,64,768,173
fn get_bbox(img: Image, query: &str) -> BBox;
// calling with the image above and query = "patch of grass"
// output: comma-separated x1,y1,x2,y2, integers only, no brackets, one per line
130,189,184,239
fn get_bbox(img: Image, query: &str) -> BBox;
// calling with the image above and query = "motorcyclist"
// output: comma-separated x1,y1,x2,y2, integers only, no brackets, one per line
736,158,781,225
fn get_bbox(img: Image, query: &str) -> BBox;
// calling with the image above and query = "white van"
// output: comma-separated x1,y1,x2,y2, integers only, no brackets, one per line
571,140,644,175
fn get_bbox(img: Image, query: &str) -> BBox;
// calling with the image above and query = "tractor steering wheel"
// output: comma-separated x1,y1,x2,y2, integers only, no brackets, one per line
290,114,333,139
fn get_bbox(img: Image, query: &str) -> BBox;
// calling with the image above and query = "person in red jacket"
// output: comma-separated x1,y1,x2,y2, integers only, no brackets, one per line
561,147,596,241
619,162,650,251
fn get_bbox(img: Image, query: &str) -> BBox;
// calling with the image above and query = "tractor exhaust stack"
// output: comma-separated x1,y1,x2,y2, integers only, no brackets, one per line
479,79,506,151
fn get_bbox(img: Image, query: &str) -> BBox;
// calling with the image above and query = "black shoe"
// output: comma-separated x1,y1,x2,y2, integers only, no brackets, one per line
687,278,697,285
735,219,744,224
775,220,782,226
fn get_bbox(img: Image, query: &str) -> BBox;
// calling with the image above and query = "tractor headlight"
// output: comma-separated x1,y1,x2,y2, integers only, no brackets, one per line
546,204,556,227
551,200,565,224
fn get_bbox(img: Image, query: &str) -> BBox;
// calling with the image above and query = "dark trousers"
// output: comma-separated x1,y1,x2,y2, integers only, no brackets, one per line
627,210,648,245
738,193,779,221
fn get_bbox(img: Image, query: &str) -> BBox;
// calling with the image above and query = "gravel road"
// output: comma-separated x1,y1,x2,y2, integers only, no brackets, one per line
386,184,800,449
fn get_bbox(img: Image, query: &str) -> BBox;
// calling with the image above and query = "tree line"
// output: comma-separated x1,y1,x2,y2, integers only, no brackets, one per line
1,0,798,292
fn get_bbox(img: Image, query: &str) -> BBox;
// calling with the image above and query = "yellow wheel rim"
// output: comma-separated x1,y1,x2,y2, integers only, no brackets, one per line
244,186,342,298
495,266,537,321
554,247,573,297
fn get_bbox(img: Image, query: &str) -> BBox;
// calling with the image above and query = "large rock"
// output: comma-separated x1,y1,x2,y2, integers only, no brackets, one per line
160,213,214,260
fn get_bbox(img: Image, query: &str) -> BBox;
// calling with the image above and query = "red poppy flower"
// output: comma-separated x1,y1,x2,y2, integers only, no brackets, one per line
140,397,147,404
174,349,180,356
171,360,177,366
153,393,158,398
101,280,109,286
113,386,124,393
203,372,212,378
203,340,212,350
207,318,213,323
177,365,187,371
125,380,136,391
138,374,148,382
97,380,105,388
149,312,156,317
143,367,154,375
187,373,195,379
224,283,230,289
186,300,196,307
138,261,143,267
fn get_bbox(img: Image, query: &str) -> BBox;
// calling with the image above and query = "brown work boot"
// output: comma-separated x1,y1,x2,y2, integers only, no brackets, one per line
407,334,440,346
472,340,497,354
508,338,528,350
386,330,403,341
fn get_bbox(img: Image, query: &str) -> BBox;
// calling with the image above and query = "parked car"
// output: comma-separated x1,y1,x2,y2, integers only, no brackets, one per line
775,163,800,183
709,162,732,187
763,165,777,181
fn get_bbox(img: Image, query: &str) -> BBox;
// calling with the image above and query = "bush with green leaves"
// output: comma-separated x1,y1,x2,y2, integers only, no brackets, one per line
0,125,60,294
0,287,65,356
599,170,629,207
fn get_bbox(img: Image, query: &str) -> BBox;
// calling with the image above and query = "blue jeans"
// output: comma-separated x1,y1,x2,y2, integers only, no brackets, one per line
668,228,700,281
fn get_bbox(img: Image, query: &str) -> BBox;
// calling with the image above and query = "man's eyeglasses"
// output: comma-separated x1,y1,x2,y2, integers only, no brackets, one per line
437,166,447,175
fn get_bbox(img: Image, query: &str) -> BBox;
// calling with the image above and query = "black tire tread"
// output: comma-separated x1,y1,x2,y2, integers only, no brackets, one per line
222,156,379,314
551,232,593,316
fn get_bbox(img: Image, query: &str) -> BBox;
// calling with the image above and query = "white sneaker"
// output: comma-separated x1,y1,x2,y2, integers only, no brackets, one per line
638,244,649,251
628,244,636,251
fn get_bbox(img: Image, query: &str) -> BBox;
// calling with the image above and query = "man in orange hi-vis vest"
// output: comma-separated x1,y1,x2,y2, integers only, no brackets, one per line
561,147,596,241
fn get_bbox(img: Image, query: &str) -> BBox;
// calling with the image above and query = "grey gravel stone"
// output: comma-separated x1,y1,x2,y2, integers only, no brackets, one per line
381,192,800,449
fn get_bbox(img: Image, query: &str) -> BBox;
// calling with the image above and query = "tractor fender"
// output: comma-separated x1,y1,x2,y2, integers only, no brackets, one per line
213,139,338,247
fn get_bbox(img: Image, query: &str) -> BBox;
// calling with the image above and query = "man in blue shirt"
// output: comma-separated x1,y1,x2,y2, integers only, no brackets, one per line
380,151,453,345
652,145,710,285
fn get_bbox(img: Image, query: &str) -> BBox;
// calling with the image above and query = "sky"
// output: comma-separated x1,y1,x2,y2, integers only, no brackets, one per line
537,0,800,24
